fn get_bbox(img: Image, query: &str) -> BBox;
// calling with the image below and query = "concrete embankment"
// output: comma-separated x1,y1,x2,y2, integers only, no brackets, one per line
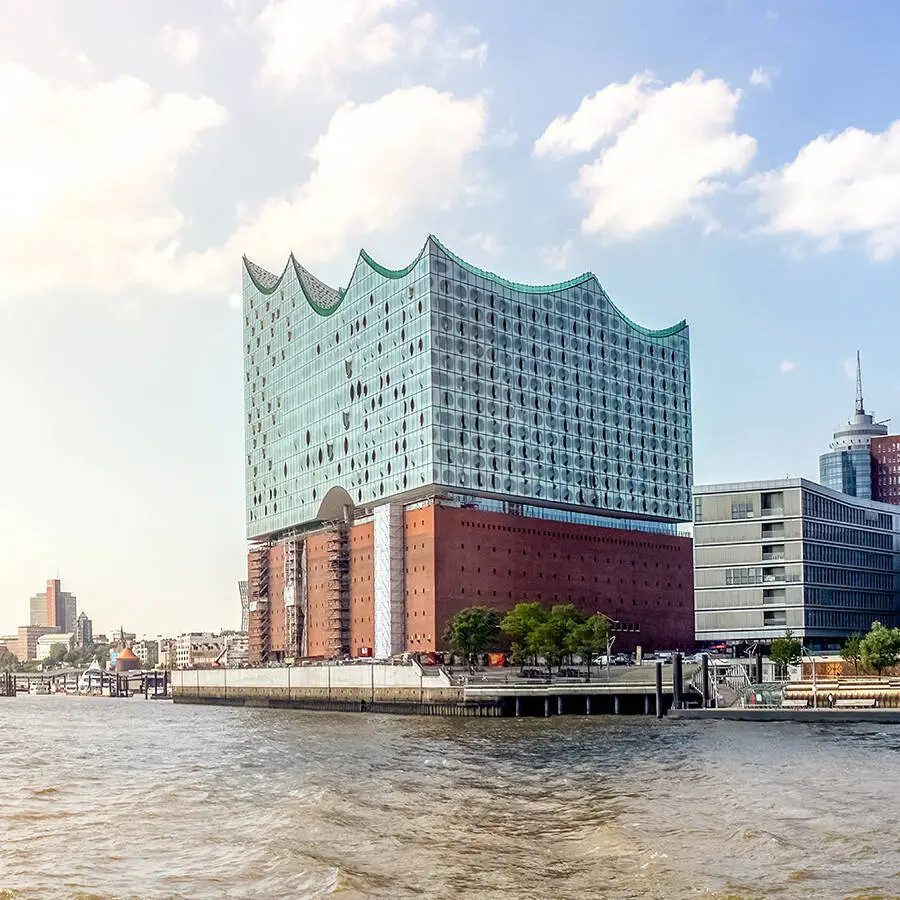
173,663,688,718
171,663,499,717
670,708,900,723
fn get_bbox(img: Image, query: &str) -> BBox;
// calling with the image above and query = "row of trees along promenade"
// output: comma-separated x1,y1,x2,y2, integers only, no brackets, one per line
768,621,900,677
443,603,612,674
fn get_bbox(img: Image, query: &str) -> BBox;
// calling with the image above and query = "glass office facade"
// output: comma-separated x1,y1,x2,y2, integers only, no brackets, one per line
819,448,873,499
243,237,692,540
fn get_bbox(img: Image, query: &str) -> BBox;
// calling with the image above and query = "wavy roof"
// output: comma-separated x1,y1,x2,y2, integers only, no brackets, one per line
243,235,687,337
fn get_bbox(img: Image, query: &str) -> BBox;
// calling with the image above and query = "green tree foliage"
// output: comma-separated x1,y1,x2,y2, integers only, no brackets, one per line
769,629,802,678
860,621,900,677
500,602,548,649
46,642,69,666
567,615,611,675
0,648,18,672
840,632,863,675
442,607,501,663
527,605,585,673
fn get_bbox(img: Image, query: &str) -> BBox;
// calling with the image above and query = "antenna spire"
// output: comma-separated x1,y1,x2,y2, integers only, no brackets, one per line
855,350,865,415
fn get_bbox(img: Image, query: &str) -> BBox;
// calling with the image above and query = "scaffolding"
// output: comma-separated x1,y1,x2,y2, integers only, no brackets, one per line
248,543,271,665
323,526,350,658
283,538,304,660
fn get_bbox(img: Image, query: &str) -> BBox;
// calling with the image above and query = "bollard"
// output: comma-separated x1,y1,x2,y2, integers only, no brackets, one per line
655,662,664,718
586,695,591,716
557,695,563,716
614,695,621,715
544,696,550,718
701,653,710,708
644,694,650,715
515,696,521,717
672,653,683,711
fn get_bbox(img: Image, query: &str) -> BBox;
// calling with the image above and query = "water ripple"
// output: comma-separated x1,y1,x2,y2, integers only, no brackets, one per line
0,698,899,898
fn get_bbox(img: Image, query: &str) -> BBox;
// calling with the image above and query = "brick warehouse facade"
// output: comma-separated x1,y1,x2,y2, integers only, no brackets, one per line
247,500,693,662
244,237,694,664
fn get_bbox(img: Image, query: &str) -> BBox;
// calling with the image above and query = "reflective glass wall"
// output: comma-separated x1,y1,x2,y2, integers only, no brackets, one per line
243,238,693,540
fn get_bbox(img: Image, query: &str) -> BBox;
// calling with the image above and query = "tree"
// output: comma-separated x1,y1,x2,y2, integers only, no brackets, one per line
769,630,802,679
47,642,69,667
509,641,526,673
860,621,900,677
442,607,501,664
0,648,18,672
528,605,585,673
567,614,610,676
500,602,549,663
841,632,863,675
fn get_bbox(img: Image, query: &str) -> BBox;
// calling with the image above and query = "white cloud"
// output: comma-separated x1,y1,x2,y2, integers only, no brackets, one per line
539,239,573,272
0,64,227,299
534,71,757,240
749,66,777,88
159,25,200,64
257,0,485,91
469,232,503,255
752,121,900,260
220,86,487,270
779,360,795,373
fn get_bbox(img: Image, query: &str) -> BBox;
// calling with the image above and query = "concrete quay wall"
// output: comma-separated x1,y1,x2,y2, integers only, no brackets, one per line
172,664,474,714
670,708,900,723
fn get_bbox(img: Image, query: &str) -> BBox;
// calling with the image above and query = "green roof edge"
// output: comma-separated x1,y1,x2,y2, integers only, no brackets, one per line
243,237,688,337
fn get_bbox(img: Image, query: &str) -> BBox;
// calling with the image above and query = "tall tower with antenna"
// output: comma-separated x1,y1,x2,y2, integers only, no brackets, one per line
855,350,864,415
818,350,887,499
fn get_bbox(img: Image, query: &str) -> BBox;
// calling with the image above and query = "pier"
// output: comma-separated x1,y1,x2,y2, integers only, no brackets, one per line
172,659,702,717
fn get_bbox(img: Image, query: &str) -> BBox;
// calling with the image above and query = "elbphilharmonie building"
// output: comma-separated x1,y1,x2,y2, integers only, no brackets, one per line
243,236,694,663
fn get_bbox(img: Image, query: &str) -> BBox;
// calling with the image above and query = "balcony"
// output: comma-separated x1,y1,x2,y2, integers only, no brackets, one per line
760,508,784,518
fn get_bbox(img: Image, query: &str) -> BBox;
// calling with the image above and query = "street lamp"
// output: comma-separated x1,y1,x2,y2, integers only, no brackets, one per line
801,643,817,709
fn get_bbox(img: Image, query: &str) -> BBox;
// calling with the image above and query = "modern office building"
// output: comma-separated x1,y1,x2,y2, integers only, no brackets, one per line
694,479,900,651
819,353,889,500
29,593,48,626
30,578,78,633
74,612,93,648
242,236,694,664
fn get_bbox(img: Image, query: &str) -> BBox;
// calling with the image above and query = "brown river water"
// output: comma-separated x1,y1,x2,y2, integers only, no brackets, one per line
1,695,899,899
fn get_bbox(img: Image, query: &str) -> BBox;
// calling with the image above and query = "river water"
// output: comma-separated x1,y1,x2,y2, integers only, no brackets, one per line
1,696,899,899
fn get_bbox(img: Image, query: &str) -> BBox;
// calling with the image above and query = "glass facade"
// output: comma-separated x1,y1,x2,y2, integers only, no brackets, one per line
819,448,872,499
243,237,692,540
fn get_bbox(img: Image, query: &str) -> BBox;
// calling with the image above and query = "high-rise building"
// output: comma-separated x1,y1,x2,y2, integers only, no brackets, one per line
694,478,900,652
43,578,77,632
74,612,93,648
29,593,48,626
819,352,888,500
242,236,694,664
238,580,249,632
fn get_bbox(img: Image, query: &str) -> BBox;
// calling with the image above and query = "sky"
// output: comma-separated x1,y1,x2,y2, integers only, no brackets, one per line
1,0,899,637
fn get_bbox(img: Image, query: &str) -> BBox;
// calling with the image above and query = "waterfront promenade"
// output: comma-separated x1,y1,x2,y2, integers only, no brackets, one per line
171,660,698,717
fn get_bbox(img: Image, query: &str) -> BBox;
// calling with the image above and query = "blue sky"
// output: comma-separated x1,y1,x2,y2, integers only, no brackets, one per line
1,0,898,635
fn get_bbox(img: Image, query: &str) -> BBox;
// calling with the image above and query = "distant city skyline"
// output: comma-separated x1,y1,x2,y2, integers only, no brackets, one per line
2,0,900,634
